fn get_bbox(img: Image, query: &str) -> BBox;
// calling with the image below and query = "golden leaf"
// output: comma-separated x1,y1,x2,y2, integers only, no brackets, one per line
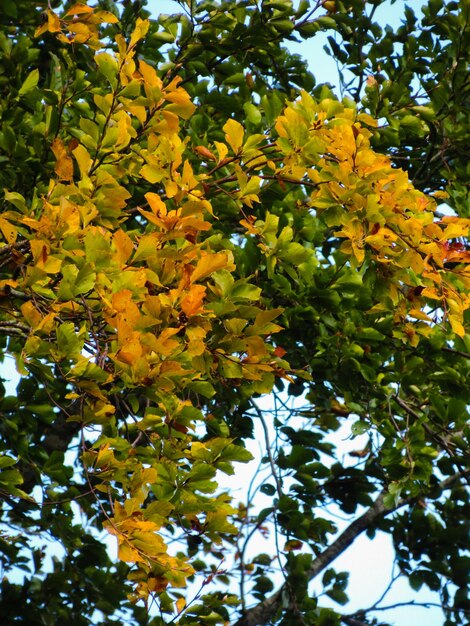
64,4,94,17
72,144,92,178
51,138,74,181
118,541,145,564
113,229,134,265
0,217,17,244
181,284,206,316
223,119,244,154
190,252,234,283
139,59,162,88
145,192,167,216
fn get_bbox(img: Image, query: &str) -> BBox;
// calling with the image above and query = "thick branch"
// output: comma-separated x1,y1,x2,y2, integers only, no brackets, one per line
306,492,387,581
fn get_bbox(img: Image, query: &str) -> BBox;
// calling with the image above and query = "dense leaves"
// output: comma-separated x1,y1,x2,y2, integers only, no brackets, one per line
0,1,469,625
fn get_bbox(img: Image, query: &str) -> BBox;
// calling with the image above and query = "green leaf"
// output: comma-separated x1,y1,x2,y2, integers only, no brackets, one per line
18,69,39,96
244,102,262,125
95,53,119,88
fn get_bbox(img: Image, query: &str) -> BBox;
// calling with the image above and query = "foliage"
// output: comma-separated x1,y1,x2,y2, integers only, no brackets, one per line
0,1,468,625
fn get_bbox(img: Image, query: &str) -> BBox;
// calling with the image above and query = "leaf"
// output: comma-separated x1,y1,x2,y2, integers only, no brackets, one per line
73,144,92,177
18,69,39,96
223,118,244,154
181,284,206,316
0,455,18,470
244,102,262,125
64,3,94,17
51,137,74,181
95,52,119,87
4,190,28,213
191,252,234,283
0,217,17,243
195,145,217,161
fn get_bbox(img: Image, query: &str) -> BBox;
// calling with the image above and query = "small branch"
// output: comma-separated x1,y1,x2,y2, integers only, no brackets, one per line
394,395,470,486
348,600,470,616
250,400,283,498
0,320,31,336
442,345,470,359
340,618,369,626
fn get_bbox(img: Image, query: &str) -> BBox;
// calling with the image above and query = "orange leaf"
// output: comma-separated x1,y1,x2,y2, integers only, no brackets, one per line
181,284,206,317
145,192,167,216
195,145,216,161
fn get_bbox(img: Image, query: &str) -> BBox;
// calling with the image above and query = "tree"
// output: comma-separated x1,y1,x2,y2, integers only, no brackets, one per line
0,0,469,624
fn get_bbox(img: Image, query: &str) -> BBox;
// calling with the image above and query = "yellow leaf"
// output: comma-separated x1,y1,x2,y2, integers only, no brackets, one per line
59,197,81,234
449,314,465,337
223,119,244,154
147,576,169,593
150,328,181,357
66,22,94,43
129,18,150,48
46,9,62,33
139,60,162,88
152,110,180,136
113,229,134,265
442,222,470,240
190,252,233,283
73,144,92,178
118,541,145,564
214,141,228,163
127,104,146,124
164,78,196,119
176,597,186,613
64,3,94,16
21,301,42,329
432,190,449,200
112,290,141,324
145,192,167,216
116,112,133,149
165,180,178,198
92,10,120,24
140,164,165,185
0,217,17,244
51,138,74,181
408,309,433,321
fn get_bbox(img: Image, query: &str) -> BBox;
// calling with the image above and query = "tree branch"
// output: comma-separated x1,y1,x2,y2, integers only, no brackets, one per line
233,470,470,626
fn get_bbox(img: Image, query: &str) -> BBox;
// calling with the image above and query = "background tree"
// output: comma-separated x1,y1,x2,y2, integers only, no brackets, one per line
0,1,469,625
